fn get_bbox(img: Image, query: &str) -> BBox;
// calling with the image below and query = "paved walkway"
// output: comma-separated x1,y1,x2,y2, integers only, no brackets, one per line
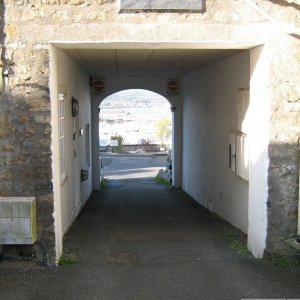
1,172,300,299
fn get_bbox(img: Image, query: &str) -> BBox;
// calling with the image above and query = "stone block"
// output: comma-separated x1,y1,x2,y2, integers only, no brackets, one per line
0,120,15,138
0,197,36,244
5,24,18,37
2,145,15,153
61,0,87,4
280,82,300,103
283,0,300,4
0,58,3,93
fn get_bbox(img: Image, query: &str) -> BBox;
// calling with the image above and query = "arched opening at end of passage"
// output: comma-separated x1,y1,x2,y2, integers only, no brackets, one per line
99,88,173,107
98,89,173,188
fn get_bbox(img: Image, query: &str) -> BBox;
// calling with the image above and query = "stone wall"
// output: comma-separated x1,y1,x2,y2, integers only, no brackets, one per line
1,0,273,44
1,1,55,262
1,0,299,260
266,35,300,255
0,0,4,93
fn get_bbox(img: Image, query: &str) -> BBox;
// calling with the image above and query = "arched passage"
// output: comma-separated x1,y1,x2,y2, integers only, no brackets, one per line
49,43,272,262
91,78,183,191
98,89,172,187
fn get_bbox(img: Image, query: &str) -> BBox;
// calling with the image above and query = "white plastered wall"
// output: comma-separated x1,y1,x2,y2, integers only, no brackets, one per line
50,47,93,262
247,46,269,257
182,51,250,234
182,48,269,257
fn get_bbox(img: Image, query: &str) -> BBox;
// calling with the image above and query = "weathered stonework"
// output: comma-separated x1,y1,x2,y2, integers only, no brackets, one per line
1,1,54,258
266,34,300,255
0,1,4,93
1,0,299,262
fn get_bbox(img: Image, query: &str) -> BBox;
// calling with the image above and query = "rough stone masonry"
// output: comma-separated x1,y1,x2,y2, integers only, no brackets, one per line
1,0,55,262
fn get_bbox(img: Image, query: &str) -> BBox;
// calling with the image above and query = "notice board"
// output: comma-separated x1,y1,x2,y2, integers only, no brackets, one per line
120,0,204,12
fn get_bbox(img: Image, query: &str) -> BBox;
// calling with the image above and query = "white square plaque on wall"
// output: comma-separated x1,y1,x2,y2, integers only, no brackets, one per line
120,0,204,12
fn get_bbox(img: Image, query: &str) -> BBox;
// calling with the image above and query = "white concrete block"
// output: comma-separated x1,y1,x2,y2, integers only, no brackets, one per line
0,197,36,245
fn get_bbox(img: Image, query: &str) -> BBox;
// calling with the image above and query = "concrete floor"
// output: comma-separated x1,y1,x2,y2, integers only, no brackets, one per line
1,156,300,300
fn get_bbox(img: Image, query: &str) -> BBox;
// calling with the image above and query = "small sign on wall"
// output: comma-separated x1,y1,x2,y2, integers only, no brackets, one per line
167,79,180,95
91,77,105,94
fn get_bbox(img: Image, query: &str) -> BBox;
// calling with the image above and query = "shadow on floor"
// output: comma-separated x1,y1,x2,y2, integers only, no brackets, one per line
1,179,300,300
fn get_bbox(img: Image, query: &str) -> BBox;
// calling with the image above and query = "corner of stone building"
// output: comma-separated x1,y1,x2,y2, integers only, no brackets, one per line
0,50,3,94
36,192,56,265
265,34,300,257
0,11,57,262
266,156,299,257
0,0,5,93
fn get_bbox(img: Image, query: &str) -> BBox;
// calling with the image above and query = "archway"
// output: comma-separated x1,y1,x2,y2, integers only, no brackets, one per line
91,77,183,192
99,89,172,189
52,44,269,259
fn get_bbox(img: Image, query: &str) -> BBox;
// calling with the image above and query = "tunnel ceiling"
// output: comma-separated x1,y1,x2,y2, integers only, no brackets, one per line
63,49,243,76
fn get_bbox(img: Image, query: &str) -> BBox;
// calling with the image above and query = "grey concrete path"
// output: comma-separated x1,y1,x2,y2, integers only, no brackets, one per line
1,159,300,299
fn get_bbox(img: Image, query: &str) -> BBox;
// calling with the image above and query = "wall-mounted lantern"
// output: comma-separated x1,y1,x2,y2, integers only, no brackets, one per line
72,97,79,117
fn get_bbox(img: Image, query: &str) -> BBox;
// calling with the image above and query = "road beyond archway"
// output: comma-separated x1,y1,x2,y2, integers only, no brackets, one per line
101,154,169,189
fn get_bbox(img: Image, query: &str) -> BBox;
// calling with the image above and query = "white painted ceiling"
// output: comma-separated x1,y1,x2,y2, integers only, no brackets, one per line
63,48,243,76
